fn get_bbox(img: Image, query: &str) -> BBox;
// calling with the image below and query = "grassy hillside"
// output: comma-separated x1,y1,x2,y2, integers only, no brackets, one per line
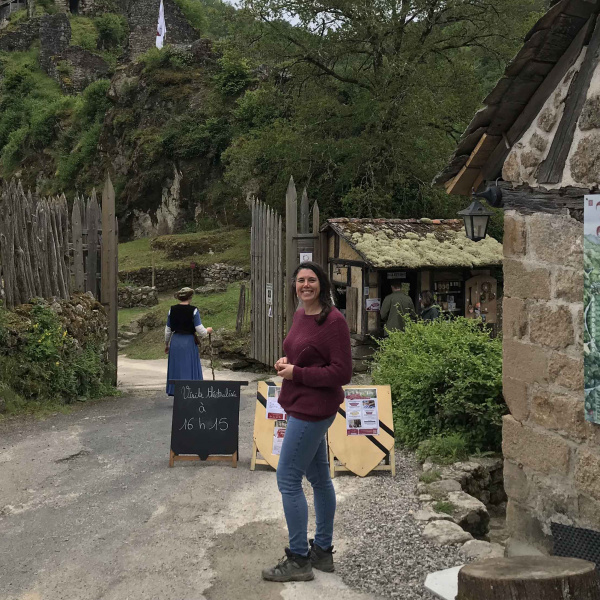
119,227,250,271
122,282,247,360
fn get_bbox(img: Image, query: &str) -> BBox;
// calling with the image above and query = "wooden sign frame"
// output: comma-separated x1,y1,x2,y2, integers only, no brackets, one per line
250,381,284,470
251,382,395,478
328,385,395,478
169,380,247,469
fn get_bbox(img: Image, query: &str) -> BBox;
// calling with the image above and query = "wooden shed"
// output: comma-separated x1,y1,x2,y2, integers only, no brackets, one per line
322,218,504,342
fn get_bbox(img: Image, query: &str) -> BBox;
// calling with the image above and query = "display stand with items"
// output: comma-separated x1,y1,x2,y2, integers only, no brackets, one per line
433,278,464,315
465,275,498,324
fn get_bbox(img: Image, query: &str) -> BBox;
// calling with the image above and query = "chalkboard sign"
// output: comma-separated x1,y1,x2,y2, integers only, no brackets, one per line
169,380,246,468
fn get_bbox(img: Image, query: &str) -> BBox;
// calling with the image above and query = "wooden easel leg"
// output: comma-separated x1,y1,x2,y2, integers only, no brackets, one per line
250,441,257,471
329,445,336,479
169,450,175,468
390,446,396,477
232,451,238,468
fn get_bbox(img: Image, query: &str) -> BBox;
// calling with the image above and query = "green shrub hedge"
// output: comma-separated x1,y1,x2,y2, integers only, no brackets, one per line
0,302,114,412
372,318,505,453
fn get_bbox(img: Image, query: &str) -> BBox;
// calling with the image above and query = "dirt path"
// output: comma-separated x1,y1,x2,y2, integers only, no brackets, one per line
0,377,384,600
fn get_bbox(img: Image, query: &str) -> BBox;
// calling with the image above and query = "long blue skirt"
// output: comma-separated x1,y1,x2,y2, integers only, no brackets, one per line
166,333,203,396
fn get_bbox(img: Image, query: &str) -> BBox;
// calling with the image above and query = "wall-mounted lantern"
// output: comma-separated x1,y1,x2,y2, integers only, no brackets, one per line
458,186,502,242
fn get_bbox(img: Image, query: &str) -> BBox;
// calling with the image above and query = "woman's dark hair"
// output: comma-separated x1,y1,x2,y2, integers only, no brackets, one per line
421,290,434,308
292,261,333,325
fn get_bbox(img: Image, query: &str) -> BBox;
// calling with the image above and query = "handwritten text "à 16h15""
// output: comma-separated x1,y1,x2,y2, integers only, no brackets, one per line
179,417,229,432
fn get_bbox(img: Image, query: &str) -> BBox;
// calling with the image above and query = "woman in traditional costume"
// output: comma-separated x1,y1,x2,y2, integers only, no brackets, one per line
165,287,212,396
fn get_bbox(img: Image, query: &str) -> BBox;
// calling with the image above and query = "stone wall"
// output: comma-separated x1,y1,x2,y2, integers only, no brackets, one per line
502,209,591,551
39,13,70,72
118,285,158,308
127,0,197,58
119,263,248,291
47,46,110,93
0,17,41,51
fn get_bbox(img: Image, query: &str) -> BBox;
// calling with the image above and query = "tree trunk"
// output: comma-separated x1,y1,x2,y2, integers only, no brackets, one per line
458,556,600,600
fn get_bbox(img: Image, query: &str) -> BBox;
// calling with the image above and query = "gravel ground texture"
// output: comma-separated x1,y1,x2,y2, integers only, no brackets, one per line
334,447,463,599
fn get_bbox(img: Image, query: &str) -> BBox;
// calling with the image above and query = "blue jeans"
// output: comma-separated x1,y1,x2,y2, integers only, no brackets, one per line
276,414,336,556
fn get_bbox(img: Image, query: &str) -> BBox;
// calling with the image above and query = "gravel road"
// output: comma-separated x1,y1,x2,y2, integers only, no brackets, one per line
335,449,462,599
0,381,460,600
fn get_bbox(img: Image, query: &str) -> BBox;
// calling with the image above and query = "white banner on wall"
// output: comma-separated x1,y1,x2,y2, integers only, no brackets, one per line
584,195,600,424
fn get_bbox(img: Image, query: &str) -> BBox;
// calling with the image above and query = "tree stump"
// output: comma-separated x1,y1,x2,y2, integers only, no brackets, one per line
457,556,600,600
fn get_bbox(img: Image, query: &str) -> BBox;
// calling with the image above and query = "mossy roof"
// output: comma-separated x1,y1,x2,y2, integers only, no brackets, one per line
324,218,503,269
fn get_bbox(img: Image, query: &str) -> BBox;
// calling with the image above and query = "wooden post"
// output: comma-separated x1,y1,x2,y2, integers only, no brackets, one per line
285,176,298,332
86,193,99,296
312,201,320,265
300,187,309,234
101,174,118,384
72,197,85,292
236,283,246,334
457,556,600,600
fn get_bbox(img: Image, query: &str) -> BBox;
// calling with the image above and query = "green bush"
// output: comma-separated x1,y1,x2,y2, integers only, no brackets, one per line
172,0,206,33
57,121,102,185
214,52,255,96
372,318,505,452
2,125,28,171
76,79,111,125
94,13,128,49
416,433,470,464
138,46,194,73
70,16,99,51
0,304,113,405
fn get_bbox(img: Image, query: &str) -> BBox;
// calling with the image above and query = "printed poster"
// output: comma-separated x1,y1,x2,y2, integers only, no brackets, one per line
272,420,287,455
584,195,600,424
345,388,379,435
366,298,381,312
266,385,286,420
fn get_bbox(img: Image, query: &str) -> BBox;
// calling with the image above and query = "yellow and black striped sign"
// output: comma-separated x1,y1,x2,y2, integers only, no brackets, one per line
251,382,395,477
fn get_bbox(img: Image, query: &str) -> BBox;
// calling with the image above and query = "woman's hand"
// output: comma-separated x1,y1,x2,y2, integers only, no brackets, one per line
274,356,288,371
206,327,213,334
164,345,169,354
277,363,294,380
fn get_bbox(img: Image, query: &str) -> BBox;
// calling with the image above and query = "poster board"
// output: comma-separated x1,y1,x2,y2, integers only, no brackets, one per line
251,381,285,470
169,380,246,468
328,385,395,477
251,382,394,477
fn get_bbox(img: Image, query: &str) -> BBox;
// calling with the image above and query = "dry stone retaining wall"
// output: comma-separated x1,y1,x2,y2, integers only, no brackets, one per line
502,209,588,551
119,263,248,291
117,285,158,308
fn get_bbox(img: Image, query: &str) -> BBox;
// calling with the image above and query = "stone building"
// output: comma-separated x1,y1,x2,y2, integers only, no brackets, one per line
436,0,600,554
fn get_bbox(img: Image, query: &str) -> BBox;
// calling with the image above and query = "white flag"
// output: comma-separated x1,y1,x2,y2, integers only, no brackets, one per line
156,0,166,49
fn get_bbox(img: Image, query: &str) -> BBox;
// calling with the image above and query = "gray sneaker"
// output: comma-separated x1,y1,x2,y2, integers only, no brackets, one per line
309,539,335,572
262,548,315,582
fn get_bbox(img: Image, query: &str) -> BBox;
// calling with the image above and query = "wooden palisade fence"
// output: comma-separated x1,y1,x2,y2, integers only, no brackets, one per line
0,180,71,307
250,198,284,366
0,176,118,381
250,176,321,366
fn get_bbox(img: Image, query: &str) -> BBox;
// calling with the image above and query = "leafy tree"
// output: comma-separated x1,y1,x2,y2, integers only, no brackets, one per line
221,0,544,221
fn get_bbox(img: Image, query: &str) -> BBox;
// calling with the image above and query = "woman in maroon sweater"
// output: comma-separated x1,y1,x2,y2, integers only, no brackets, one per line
262,262,352,583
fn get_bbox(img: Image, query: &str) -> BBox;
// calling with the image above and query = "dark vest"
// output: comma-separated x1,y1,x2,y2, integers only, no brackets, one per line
169,304,197,334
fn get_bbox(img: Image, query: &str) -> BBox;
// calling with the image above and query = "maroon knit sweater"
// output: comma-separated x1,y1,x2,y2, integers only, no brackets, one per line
278,306,353,421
